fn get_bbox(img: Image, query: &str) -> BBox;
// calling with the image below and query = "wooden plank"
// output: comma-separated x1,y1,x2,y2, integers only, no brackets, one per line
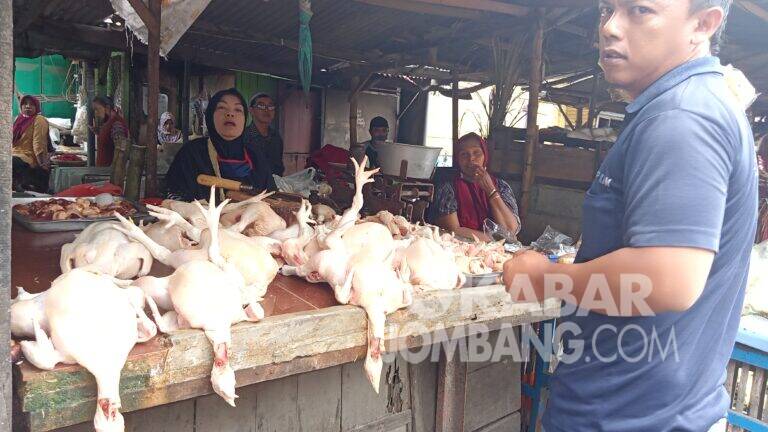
412,0,529,16
435,338,467,432
127,399,195,432
126,0,158,30
195,385,258,431
467,328,519,374
489,141,598,184
0,0,12,430
727,361,737,404
255,375,300,432
475,412,520,432
738,0,768,23
749,367,766,419
464,359,521,431
17,289,560,431
355,0,485,20
520,9,545,220
298,366,342,432
347,410,412,432
409,359,438,432
341,356,411,431
452,72,459,147
144,0,161,197
734,363,749,413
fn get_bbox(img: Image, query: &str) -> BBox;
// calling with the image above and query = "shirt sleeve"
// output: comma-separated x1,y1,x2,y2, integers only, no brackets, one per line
496,179,522,235
32,116,49,158
622,109,733,252
433,182,458,218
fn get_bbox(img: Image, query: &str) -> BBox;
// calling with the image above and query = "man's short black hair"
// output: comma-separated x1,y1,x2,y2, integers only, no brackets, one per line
369,116,389,130
690,0,732,55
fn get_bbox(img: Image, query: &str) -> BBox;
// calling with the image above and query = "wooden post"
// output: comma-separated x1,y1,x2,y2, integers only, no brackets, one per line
0,0,12,428
587,70,600,128
349,75,360,161
84,62,96,166
181,58,190,145
121,52,131,133
144,0,161,197
452,71,459,148
576,106,583,129
435,338,468,432
520,8,545,220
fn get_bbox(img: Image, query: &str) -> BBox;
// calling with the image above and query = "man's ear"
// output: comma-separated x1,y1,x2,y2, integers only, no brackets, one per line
691,6,725,45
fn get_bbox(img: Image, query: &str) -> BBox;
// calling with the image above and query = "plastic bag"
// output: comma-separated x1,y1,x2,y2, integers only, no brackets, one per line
55,181,123,198
530,225,576,256
483,218,519,244
273,168,318,198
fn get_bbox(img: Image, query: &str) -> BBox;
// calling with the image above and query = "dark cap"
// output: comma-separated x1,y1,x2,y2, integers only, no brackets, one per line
369,116,389,130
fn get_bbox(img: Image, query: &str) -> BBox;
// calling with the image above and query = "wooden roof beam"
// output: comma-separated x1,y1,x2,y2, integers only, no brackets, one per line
737,0,768,22
354,0,485,20
412,0,529,16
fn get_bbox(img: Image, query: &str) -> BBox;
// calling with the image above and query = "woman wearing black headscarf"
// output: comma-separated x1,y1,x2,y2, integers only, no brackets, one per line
165,88,276,201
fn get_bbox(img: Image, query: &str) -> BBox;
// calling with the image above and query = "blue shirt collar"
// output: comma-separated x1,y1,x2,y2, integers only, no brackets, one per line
626,56,723,114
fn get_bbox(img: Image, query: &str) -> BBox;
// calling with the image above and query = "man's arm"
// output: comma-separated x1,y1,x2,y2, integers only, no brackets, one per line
504,247,714,316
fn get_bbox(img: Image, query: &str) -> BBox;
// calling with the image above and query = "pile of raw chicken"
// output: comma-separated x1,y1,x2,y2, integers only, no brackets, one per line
11,157,511,432
13,197,137,221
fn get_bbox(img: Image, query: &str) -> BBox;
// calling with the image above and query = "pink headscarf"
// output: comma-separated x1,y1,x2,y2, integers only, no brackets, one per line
452,132,498,230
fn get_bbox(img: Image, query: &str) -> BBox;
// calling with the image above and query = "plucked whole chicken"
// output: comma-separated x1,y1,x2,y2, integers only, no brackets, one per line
140,188,262,406
60,221,153,279
114,187,279,312
18,269,156,432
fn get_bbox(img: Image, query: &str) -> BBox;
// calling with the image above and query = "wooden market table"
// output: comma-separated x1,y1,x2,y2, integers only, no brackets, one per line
11,225,560,432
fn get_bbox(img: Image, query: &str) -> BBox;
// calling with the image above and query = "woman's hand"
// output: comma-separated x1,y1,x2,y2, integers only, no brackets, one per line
472,166,496,196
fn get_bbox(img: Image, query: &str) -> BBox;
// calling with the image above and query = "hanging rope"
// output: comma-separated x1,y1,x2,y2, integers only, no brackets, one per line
298,0,313,96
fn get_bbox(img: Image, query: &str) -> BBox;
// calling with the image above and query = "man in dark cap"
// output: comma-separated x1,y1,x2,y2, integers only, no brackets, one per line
246,92,284,176
352,116,389,168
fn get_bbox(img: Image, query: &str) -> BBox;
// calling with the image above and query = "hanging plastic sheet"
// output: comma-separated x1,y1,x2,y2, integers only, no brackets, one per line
298,0,313,95
110,0,212,57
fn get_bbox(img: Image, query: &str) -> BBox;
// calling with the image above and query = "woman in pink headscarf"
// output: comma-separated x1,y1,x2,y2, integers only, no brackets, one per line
432,132,520,241
12,95,50,191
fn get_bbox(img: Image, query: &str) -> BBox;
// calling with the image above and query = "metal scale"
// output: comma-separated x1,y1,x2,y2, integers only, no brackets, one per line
328,160,435,223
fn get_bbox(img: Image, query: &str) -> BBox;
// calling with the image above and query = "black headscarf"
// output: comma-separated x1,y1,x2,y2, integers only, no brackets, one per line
164,88,276,201
206,88,247,159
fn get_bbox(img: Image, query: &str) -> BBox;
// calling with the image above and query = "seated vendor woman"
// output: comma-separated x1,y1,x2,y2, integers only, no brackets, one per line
165,88,275,201
433,132,520,242
12,95,50,191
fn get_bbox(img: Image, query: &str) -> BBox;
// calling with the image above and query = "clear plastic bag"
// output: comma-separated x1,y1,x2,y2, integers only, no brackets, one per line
273,168,318,198
483,218,520,245
530,225,576,256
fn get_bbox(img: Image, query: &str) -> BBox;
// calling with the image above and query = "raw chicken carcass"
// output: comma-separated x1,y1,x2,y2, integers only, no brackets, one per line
312,204,337,224
60,221,153,279
280,200,316,267
116,187,278,312
20,270,157,432
11,287,48,339
140,193,261,406
401,238,465,290
220,191,286,236
142,221,196,252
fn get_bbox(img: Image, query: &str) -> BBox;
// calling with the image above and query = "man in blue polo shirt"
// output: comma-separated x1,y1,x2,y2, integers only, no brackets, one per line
503,1,757,431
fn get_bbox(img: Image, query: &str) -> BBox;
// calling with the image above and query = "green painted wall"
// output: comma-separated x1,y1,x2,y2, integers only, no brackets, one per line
13,55,76,120
235,71,278,124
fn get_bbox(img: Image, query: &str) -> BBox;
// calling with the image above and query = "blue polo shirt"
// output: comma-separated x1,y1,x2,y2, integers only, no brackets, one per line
543,57,758,432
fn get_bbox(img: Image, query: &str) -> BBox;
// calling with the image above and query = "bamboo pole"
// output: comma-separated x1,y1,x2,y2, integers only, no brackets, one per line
85,62,96,166
144,0,161,197
349,75,361,162
520,8,545,220
451,72,459,145
181,59,190,145
0,0,12,426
